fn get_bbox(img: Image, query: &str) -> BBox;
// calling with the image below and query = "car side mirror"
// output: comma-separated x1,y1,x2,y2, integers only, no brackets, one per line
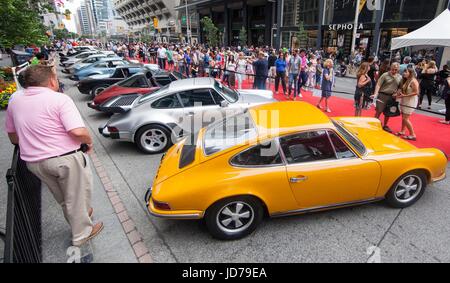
220,100,229,108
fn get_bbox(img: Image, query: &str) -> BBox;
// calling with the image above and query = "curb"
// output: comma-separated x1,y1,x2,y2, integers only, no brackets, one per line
89,151,153,263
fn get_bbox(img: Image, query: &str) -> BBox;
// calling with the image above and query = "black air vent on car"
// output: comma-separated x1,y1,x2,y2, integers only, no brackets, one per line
110,94,140,107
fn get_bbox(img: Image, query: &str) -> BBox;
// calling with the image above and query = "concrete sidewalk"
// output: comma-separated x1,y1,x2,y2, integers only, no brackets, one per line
0,109,138,263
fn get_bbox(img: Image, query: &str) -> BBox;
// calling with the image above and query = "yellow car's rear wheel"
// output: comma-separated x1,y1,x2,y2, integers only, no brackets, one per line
205,196,264,240
386,171,427,209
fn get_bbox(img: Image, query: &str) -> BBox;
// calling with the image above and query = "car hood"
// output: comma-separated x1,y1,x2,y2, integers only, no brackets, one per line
65,58,81,64
88,73,111,80
237,89,276,104
335,117,417,153
70,63,90,70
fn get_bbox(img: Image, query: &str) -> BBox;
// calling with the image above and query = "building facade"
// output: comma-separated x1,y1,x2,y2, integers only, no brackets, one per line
77,0,96,35
175,0,276,47
177,0,450,56
113,0,179,42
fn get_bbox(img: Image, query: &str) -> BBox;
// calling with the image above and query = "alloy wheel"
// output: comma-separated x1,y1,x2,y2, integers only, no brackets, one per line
394,175,423,203
216,201,254,234
140,129,168,153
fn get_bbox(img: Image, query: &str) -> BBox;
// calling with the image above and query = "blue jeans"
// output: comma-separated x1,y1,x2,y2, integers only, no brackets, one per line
158,58,166,69
297,71,308,91
288,73,299,97
255,78,266,90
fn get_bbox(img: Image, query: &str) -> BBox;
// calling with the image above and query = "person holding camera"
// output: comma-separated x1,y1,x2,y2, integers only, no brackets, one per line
5,65,103,247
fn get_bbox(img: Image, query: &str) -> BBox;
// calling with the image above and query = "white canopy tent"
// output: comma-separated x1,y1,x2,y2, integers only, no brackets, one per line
391,9,450,50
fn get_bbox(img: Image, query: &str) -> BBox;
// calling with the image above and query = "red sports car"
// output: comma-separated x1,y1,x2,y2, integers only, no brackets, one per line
87,70,184,110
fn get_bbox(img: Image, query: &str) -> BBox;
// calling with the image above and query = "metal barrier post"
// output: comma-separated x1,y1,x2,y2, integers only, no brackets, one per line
3,146,42,263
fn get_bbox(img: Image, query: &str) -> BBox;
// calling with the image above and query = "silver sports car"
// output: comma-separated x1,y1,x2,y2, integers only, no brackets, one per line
99,77,277,154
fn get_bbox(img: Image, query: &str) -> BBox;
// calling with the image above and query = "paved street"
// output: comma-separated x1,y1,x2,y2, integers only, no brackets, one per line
44,64,450,263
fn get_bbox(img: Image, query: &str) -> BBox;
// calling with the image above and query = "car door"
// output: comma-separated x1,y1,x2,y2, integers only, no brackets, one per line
150,93,186,138
279,130,381,208
178,89,222,135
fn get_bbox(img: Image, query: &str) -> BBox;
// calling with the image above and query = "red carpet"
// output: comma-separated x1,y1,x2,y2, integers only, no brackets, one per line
265,82,450,156
142,57,449,156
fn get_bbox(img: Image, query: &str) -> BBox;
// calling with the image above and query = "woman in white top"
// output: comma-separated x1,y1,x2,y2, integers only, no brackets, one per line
226,55,237,88
307,55,317,88
395,66,419,141
236,52,248,89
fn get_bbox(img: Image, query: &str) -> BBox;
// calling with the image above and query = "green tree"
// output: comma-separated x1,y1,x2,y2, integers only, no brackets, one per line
0,0,50,48
200,16,219,47
296,21,308,48
53,28,78,40
238,27,247,47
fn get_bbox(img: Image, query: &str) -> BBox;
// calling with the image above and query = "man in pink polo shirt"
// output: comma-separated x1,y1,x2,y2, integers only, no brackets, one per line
5,65,103,247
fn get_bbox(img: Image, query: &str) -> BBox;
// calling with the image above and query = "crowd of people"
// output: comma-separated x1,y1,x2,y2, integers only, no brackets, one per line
17,39,450,142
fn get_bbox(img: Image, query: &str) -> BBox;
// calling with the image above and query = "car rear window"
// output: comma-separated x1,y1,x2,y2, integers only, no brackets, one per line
203,112,257,156
138,85,170,104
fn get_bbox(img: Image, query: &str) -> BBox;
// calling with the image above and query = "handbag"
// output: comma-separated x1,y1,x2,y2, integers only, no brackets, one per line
383,97,401,117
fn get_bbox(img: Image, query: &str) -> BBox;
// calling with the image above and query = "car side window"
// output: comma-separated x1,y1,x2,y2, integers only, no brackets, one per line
151,94,183,109
231,140,283,167
179,89,216,107
156,77,172,86
279,131,336,164
210,89,225,104
112,61,125,67
134,77,150,88
96,63,108,68
328,131,356,159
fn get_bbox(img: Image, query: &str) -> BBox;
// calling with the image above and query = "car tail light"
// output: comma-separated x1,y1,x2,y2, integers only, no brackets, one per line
107,126,119,133
153,199,171,210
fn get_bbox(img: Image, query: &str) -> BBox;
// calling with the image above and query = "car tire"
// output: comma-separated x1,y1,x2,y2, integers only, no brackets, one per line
135,124,172,154
90,85,109,99
385,170,427,209
205,196,264,241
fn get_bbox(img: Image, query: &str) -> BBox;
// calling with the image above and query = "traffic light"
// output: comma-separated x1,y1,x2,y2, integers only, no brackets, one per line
153,17,159,29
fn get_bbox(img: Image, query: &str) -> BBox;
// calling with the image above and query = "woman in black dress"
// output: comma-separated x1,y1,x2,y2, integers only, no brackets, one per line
418,61,438,110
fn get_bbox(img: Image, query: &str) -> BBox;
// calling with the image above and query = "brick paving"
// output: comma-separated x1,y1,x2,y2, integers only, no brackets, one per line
89,150,152,263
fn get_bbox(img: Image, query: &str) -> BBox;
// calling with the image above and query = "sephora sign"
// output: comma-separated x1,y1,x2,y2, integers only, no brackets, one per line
328,23,365,31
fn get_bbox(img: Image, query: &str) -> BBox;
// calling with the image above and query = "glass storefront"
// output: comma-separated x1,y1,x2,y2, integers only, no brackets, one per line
384,0,441,22
324,0,375,25
299,0,320,26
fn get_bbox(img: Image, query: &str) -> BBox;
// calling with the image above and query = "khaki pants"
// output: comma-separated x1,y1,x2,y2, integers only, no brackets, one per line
27,152,93,244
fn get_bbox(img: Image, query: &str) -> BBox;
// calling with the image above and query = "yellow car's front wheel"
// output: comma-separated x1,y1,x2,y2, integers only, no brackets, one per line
205,196,264,240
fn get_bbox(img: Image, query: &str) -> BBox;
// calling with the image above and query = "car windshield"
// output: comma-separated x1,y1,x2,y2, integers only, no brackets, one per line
171,71,184,80
138,84,170,104
214,81,239,103
203,112,257,156
332,120,366,156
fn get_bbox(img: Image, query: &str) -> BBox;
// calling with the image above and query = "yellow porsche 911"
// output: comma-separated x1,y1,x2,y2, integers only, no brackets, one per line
146,102,447,240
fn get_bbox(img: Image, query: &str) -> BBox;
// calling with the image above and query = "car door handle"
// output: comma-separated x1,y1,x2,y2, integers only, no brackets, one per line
290,176,308,183
187,112,195,116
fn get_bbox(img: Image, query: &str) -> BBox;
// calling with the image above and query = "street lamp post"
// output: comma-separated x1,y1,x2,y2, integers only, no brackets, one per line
185,0,191,44
351,0,361,55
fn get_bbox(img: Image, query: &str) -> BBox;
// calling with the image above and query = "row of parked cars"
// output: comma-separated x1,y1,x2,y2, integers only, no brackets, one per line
59,46,447,241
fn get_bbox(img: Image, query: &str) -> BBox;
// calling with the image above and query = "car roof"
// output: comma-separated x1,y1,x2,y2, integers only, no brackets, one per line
97,57,124,62
248,101,333,139
87,54,106,58
168,77,215,92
